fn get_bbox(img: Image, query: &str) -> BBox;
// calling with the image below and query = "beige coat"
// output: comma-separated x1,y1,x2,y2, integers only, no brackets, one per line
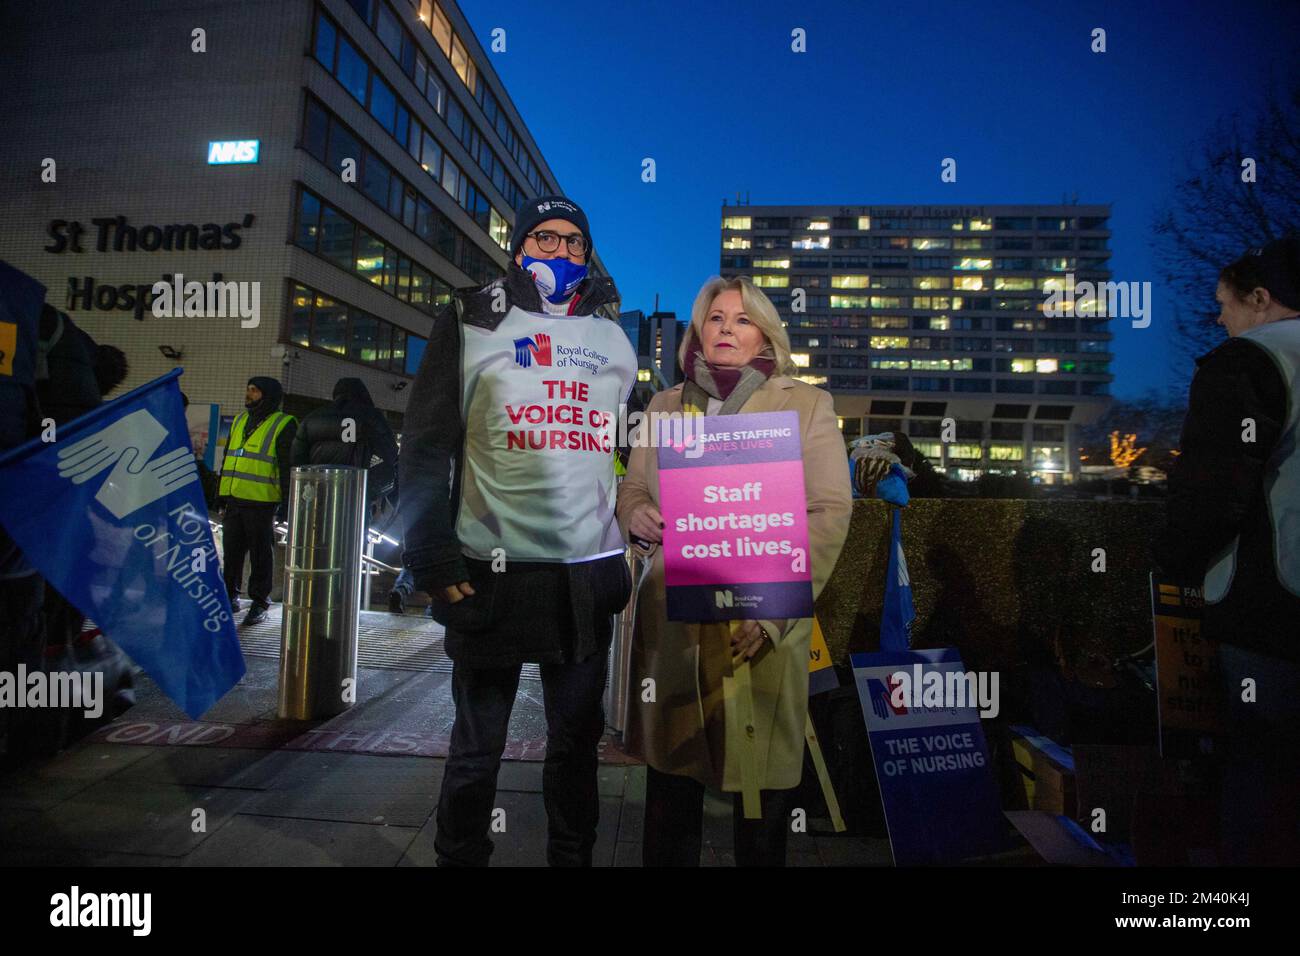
616,376,853,791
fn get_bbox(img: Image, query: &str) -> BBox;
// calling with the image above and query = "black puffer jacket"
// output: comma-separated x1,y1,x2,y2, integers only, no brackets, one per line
292,378,398,490
35,305,101,426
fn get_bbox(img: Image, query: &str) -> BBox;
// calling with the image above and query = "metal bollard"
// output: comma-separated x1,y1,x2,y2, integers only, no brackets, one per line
278,465,367,719
604,548,639,734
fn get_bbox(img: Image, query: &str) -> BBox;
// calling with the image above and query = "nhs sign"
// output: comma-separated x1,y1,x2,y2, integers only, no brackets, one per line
207,140,260,164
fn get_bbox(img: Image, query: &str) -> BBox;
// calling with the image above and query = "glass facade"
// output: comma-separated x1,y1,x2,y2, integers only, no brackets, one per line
719,205,1113,479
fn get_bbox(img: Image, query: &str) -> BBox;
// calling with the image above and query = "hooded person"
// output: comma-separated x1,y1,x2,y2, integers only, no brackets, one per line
218,376,297,626
399,194,637,866
292,377,398,478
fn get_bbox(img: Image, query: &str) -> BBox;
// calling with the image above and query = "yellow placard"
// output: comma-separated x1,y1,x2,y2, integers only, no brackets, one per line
0,321,16,376
809,615,833,675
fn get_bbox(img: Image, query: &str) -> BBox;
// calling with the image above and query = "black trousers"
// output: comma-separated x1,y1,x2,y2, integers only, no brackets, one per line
222,502,276,607
643,764,797,867
435,648,609,866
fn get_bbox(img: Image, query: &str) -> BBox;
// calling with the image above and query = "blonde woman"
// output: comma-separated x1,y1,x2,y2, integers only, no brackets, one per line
617,276,852,866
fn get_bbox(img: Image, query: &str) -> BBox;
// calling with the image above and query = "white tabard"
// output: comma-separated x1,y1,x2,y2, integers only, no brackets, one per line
457,305,637,563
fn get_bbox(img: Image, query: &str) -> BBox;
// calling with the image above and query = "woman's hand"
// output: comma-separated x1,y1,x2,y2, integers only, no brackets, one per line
730,620,770,660
443,581,476,603
627,502,664,545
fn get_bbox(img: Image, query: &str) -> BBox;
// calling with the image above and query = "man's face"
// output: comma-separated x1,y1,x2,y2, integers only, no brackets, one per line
245,384,262,406
514,218,588,266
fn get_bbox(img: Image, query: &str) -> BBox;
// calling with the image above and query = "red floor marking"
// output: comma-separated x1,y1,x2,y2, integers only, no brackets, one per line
87,719,643,764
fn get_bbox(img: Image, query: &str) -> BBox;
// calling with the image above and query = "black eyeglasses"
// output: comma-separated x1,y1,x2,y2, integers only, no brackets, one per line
526,230,588,256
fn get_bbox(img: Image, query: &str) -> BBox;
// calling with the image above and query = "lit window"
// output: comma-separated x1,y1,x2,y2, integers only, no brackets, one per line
790,352,810,367
954,258,992,271
989,445,1025,461
753,258,789,269
910,359,951,371
723,216,751,230
792,236,830,250
832,275,870,288
808,219,830,230
1009,358,1035,373
489,208,510,250
869,335,910,349
870,315,909,329
830,295,869,309
794,374,828,385
871,359,909,369
951,358,973,370
636,368,652,382
723,236,751,250
431,4,452,55
912,237,951,250
995,276,1035,291
752,275,788,288
954,275,984,290
1036,358,1059,373
913,441,942,459
948,444,983,459
870,296,906,309
913,276,951,290
968,218,993,231
1032,446,1064,471
857,216,871,230
929,316,950,330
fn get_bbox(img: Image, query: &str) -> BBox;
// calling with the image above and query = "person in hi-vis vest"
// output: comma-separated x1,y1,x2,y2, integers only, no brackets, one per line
218,376,297,628
400,195,635,866
1155,234,1300,865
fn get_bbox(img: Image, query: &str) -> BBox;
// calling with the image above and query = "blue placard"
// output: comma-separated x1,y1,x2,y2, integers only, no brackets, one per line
851,647,1007,865
207,140,260,164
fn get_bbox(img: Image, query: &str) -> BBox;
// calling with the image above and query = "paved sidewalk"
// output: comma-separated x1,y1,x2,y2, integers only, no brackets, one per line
0,608,1032,866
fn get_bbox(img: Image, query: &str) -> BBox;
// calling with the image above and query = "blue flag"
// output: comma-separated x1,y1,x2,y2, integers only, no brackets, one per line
880,507,915,652
0,368,245,717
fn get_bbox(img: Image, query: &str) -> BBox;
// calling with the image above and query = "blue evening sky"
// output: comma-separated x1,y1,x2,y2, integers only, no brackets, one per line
459,0,1300,399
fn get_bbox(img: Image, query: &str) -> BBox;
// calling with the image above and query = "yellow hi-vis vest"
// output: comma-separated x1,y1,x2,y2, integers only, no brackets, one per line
219,410,295,502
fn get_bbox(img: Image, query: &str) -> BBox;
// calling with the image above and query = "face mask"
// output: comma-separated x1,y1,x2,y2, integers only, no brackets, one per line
522,255,587,305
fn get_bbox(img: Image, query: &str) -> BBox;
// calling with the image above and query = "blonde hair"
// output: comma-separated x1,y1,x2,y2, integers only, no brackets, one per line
678,275,795,375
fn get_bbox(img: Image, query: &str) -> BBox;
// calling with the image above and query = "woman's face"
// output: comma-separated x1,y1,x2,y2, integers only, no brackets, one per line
1215,280,1266,337
701,288,767,367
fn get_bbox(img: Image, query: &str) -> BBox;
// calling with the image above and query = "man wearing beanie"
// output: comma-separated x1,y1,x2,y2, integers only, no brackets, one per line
218,376,297,627
400,195,636,866
1154,233,1300,865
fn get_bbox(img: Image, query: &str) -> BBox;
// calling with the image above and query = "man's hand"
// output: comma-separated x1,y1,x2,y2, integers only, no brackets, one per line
627,503,664,546
443,581,476,603
730,620,770,660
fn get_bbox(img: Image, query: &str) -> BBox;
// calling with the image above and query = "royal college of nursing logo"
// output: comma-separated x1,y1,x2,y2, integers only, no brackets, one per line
56,408,199,519
513,332,553,368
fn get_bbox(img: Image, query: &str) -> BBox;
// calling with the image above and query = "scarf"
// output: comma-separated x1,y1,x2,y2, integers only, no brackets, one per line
680,330,777,415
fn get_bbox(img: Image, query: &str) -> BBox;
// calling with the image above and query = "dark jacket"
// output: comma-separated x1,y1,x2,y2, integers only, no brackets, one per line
291,379,399,499
399,262,630,666
34,306,101,426
228,376,297,509
1154,334,1300,661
